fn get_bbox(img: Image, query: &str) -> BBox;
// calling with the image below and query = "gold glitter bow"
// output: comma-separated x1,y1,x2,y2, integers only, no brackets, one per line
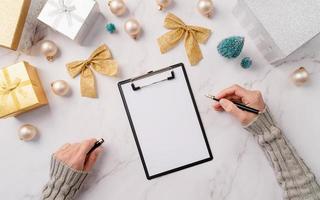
157,13,211,66
66,44,118,98
0,69,31,113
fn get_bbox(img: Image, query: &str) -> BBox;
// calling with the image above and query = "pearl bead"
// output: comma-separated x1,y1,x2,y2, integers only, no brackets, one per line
197,0,214,17
18,124,38,141
51,80,70,96
40,40,58,62
156,0,172,10
291,67,310,86
108,0,127,16
124,18,141,39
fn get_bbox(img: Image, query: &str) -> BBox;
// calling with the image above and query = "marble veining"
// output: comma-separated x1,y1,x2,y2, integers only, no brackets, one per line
0,0,319,199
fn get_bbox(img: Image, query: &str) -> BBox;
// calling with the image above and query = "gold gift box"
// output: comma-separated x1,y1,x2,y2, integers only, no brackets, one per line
0,61,48,118
0,0,31,50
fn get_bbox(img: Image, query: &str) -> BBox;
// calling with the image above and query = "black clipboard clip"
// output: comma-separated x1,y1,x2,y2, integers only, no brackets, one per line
131,71,175,91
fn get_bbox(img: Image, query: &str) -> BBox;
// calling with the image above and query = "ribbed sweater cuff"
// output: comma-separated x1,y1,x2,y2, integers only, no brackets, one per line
50,156,88,187
42,156,89,199
244,107,275,135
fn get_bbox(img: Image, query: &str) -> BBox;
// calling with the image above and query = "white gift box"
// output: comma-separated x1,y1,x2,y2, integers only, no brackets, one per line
233,0,320,64
38,0,100,43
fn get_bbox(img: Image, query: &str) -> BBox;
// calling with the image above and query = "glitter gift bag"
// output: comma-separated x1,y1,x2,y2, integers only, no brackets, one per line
0,0,47,53
233,0,320,64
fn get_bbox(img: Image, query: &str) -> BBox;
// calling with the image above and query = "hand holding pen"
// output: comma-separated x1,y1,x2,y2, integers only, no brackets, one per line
54,138,104,172
208,84,266,125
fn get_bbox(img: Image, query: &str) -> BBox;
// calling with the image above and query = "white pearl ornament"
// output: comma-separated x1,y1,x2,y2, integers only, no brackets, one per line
108,0,127,16
40,40,58,62
18,124,38,141
291,67,310,86
51,80,70,96
197,0,214,17
156,0,172,10
124,18,141,39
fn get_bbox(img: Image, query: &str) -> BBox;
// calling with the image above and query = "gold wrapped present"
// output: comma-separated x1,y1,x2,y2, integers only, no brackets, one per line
0,0,31,50
0,61,48,118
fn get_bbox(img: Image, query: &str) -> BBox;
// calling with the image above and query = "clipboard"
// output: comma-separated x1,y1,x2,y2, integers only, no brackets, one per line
118,63,213,180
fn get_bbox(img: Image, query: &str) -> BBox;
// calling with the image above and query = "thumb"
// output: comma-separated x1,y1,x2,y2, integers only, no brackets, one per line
219,99,246,122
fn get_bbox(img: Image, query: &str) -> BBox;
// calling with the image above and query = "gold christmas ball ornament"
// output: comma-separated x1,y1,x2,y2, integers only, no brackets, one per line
124,18,141,39
18,124,38,141
291,67,310,86
51,80,70,96
108,0,127,16
40,40,58,62
156,0,172,10
197,0,214,17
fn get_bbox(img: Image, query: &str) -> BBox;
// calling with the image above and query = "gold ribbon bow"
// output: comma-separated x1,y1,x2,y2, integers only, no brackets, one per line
66,44,118,98
157,13,211,66
0,68,31,114
0,79,22,95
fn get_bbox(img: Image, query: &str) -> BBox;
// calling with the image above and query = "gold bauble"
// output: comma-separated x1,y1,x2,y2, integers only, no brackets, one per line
197,0,214,17
18,124,38,141
51,80,70,96
40,40,58,62
108,0,127,16
156,0,172,10
291,67,310,86
124,18,141,39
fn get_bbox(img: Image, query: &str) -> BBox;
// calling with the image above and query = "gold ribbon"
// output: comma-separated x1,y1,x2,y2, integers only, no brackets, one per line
157,13,211,66
0,68,31,114
66,44,118,98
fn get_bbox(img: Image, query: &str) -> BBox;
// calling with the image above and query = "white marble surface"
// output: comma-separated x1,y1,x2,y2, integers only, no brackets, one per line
1,0,320,199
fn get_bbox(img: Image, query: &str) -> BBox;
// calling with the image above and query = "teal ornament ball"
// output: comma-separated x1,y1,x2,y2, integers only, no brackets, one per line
241,57,252,69
217,36,244,59
106,23,116,33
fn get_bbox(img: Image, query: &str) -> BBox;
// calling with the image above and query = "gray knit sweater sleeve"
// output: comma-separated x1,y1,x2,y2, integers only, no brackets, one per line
244,107,320,200
41,156,88,200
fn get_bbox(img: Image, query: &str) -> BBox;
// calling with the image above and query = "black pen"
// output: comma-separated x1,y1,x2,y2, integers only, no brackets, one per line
87,138,104,155
205,94,261,115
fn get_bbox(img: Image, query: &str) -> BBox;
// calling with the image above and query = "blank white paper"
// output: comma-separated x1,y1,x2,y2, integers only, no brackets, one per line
120,66,211,177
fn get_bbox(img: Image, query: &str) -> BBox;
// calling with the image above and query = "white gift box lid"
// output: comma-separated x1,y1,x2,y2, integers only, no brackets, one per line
38,0,96,40
233,0,320,63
